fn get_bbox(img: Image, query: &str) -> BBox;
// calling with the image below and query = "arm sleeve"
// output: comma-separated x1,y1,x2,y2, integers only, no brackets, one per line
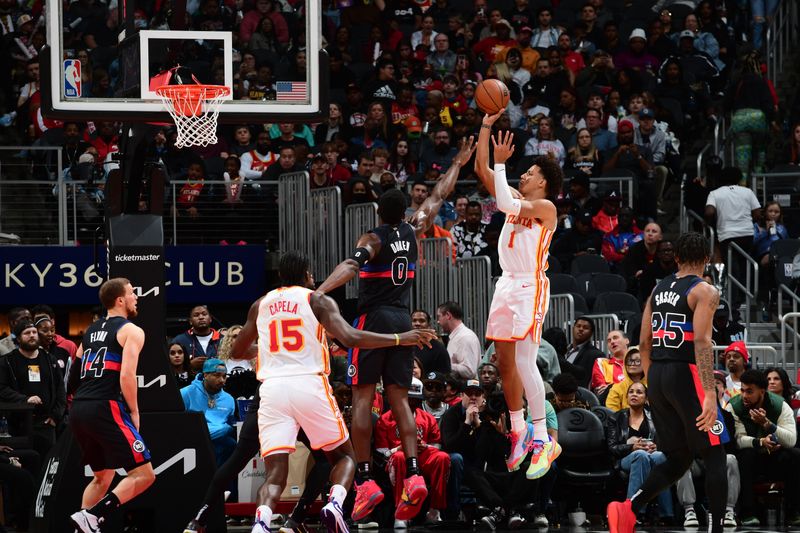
775,402,797,448
493,164,521,215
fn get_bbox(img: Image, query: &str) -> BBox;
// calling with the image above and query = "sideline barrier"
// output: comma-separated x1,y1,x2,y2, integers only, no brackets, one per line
343,202,379,299
309,187,342,280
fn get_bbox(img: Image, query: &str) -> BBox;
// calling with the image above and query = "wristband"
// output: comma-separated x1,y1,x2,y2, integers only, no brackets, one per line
394,333,400,346
481,124,491,129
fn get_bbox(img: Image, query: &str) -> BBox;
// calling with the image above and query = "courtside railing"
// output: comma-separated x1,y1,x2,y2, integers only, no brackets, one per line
766,0,799,87
583,313,620,354
278,172,311,256
343,202,379,299
415,237,456,319
713,344,781,371
727,241,759,331
456,256,493,342
309,187,343,280
545,293,576,332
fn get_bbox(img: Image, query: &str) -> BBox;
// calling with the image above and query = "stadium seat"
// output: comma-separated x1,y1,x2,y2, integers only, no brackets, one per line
577,387,600,408
593,291,641,315
568,292,590,315
549,273,579,295
555,408,614,497
547,255,563,274
576,273,628,309
571,254,611,276
590,405,617,430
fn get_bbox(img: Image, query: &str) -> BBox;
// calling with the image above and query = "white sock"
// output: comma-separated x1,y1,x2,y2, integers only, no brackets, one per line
509,409,525,434
255,505,272,525
515,339,548,442
329,484,347,506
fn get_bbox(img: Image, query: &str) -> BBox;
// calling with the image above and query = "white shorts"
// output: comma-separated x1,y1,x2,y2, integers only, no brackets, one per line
486,274,550,343
258,374,349,457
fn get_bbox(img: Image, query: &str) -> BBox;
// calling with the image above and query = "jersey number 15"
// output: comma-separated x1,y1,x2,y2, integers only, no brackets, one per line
268,318,305,352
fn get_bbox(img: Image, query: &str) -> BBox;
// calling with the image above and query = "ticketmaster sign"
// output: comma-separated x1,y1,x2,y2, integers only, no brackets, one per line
0,245,265,304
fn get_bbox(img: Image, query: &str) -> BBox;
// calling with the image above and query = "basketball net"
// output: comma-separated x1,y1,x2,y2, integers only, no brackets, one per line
156,85,230,148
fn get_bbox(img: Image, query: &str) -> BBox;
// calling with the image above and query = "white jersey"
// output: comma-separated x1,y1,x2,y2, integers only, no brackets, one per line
256,286,329,380
498,213,554,274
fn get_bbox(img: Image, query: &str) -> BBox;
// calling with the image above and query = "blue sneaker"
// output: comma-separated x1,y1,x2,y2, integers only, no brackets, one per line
506,422,534,471
320,500,349,533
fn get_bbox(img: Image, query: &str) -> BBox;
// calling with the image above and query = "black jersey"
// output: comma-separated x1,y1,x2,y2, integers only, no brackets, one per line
74,316,129,401
357,222,418,314
650,274,705,364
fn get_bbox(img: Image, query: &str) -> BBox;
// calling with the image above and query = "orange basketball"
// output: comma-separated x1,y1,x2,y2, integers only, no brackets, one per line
475,79,510,115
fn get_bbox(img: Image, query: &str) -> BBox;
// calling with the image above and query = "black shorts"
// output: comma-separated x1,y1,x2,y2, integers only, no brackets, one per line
647,360,730,454
346,307,413,388
69,400,152,472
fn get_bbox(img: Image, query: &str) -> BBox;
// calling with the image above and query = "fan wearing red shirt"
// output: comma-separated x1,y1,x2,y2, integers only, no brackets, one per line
374,378,450,523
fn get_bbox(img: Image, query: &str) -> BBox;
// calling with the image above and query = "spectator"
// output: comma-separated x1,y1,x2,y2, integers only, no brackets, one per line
765,367,794,404
240,131,277,179
614,28,660,74
705,166,760,276
607,382,674,523
411,310,451,375
726,369,800,527
513,26,541,73
0,321,66,459
779,122,800,165
523,116,565,166
530,7,561,49
674,13,724,71
606,347,647,411
572,108,617,152
32,316,70,373
309,154,332,189
647,18,678,61
478,362,501,396
172,305,224,373
427,33,457,77
592,189,622,233
604,120,657,216
634,108,669,213
375,378,450,526
622,221,662,295
0,443,36,531
262,146,303,180
637,239,679,304
181,358,236,467
452,200,489,258
550,372,590,412
559,317,605,388
565,127,603,177
526,57,568,109
712,299,747,347
420,128,458,174
315,103,352,146
591,330,630,401
601,205,643,268
558,33,586,76
473,19,516,64
421,371,449,423
239,0,288,45
168,342,193,389
551,209,604,272
437,301,481,379
677,368,740,528
412,14,439,53
575,50,616,105
722,341,748,404
752,201,788,268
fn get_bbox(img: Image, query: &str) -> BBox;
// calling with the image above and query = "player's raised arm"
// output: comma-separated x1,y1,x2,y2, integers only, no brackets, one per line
408,135,476,236
316,232,382,294
691,281,721,431
229,297,262,360
310,292,436,349
118,323,145,430
492,131,557,228
474,110,503,197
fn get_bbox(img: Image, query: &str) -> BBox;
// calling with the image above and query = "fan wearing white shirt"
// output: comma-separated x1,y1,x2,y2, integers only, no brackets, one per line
436,302,481,379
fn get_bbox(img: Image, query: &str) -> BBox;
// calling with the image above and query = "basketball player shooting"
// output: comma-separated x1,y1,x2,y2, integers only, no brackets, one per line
607,232,728,533
474,109,564,479
229,252,436,533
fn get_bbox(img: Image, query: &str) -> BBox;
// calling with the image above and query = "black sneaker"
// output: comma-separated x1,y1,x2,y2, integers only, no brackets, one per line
481,509,505,531
508,513,527,530
183,519,206,533
280,517,310,533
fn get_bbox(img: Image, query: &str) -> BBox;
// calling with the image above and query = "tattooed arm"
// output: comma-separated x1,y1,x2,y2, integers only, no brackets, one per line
690,281,721,432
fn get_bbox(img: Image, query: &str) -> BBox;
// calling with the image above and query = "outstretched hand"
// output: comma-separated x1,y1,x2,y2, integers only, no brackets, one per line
453,135,476,165
491,130,515,164
482,108,505,126
399,328,437,349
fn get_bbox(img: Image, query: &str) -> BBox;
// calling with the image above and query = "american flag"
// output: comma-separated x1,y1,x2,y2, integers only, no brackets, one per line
276,81,308,101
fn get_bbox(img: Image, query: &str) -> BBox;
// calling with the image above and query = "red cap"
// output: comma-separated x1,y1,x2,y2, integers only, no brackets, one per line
618,119,635,132
724,341,749,364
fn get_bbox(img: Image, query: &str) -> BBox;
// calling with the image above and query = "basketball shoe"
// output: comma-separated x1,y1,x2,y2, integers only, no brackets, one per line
394,474,428,520
183,519,206,533
320,500,349,533
279,517,310,533
526,436,562,479
351,479,384,521
70,509,103,533
506,422,534,471
251,506,271,533
607,499,637,533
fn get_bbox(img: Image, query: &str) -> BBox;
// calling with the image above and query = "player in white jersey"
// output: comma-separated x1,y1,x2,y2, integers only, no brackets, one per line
475,109,564,480
229,252,436,533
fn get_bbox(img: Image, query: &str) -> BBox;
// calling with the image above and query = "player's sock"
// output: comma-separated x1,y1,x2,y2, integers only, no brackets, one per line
701,446,728,533
356,462,372,482
329,484,347,506
193,504,210,525
515,340,548,441
509,409,526,434
405,456,420,477
255,505,272,525
88,491,120,519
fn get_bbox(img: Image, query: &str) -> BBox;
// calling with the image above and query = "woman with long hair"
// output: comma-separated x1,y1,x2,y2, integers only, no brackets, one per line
249,16,284,55
781,123,800,165
523,116,565,166
753,201,789,265
565,127,602,176
387,139,416,185
725,50,776,181
765,367,794,404
314,102,350,145
168,342,193,389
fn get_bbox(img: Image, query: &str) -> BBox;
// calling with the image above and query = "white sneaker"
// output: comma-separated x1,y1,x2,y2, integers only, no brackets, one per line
684,509,699,527
724,510,737,528
355,519,379,529
393,519,407,529
320,501,349,533
70,510,102,533
533,514,549,527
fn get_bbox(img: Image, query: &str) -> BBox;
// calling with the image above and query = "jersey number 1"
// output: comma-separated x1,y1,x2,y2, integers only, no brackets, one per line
508,230,516,248
268,318,305,352
80,346,106,378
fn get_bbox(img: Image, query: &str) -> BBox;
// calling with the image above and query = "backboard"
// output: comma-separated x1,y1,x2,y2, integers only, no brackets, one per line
42,0,327,123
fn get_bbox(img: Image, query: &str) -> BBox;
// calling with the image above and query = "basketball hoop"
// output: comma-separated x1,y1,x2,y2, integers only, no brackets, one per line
156,84,231,148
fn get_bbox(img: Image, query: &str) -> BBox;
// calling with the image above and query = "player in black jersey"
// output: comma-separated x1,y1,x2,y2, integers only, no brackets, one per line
317,137,475,523
608,233,729,533
68,278,156,533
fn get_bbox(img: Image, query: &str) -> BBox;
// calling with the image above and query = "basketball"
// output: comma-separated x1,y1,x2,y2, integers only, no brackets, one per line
475,79,510,115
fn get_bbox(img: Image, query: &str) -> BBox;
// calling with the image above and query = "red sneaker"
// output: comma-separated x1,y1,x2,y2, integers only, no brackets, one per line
394,474,428,520
607,499,636,533
351,480,384,521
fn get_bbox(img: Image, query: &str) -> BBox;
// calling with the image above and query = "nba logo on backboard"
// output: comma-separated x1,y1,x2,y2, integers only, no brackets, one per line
63,60,81,98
